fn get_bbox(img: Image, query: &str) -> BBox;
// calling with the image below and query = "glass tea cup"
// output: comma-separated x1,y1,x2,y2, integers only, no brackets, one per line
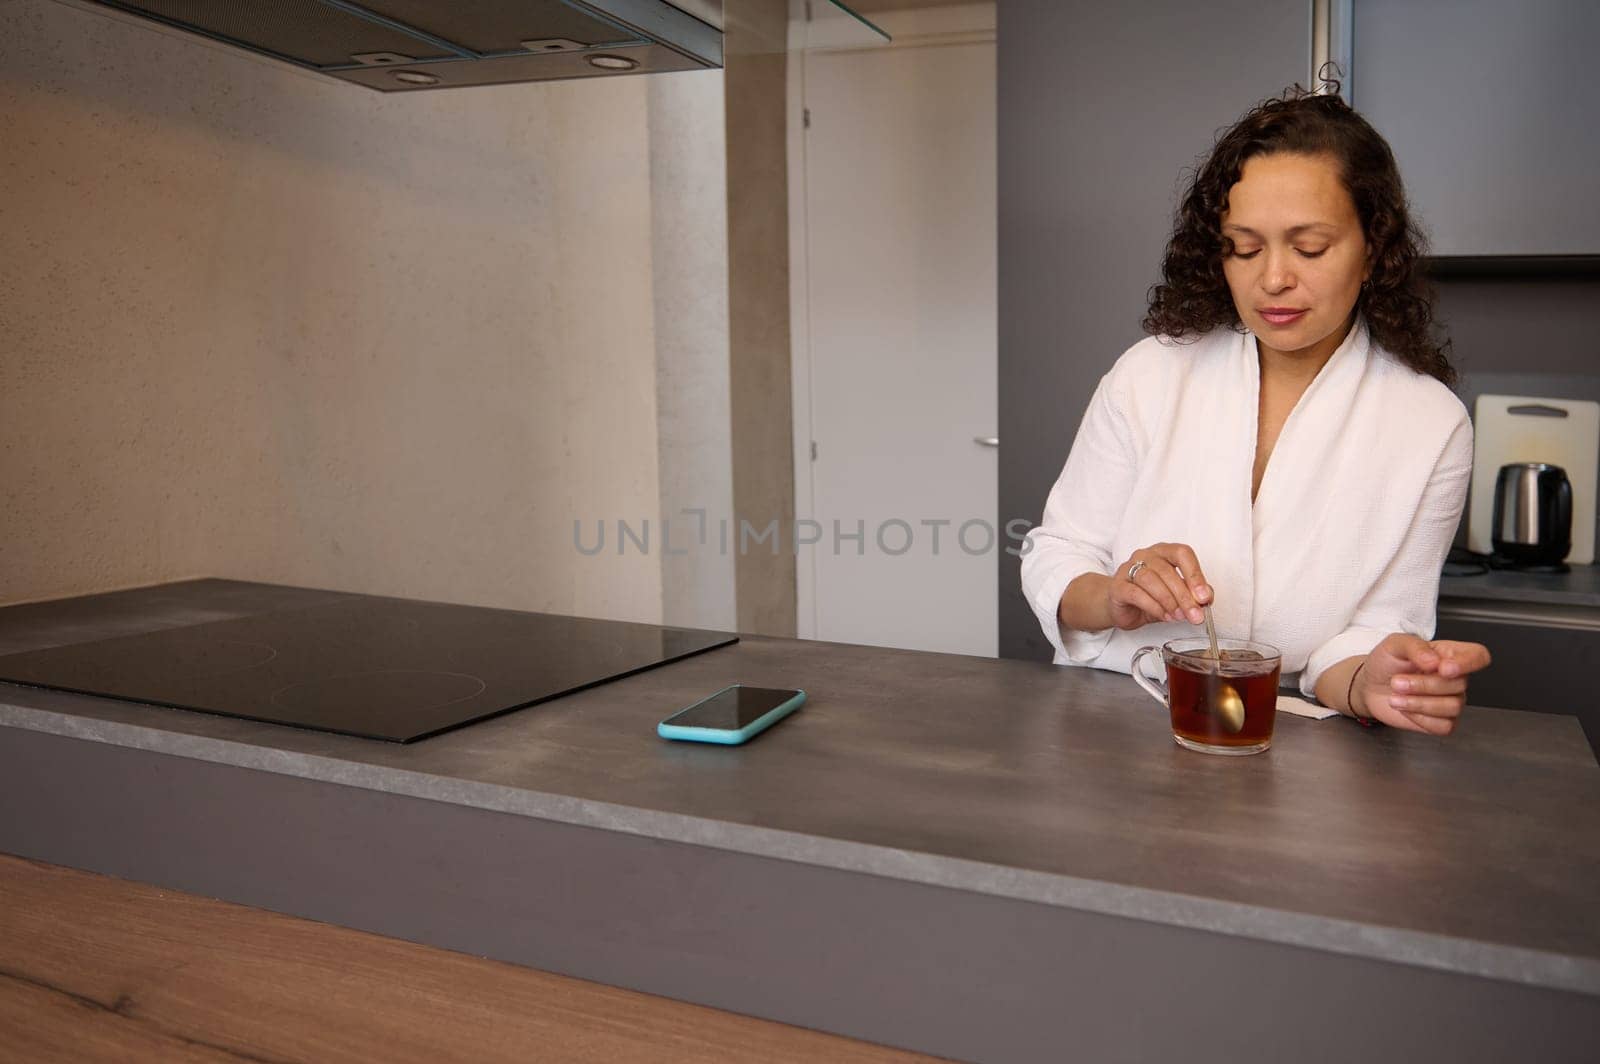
1130,638,1282,755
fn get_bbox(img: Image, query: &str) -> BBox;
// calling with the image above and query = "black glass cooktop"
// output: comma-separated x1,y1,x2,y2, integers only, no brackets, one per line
0,594,737,743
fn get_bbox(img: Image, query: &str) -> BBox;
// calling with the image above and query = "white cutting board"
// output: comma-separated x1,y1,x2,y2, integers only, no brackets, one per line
1468,395,1600,563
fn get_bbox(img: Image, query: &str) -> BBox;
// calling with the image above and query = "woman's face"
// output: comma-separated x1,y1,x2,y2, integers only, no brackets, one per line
1220,151,1370,361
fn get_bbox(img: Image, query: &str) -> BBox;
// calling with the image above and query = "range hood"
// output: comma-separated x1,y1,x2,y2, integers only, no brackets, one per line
72,1,725,91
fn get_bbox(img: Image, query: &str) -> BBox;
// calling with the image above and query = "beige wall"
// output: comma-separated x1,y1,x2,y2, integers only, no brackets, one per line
0,0,733,625
725,0,797,636
649,72,738,632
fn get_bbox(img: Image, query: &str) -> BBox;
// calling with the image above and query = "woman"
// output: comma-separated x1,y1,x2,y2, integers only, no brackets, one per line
1020,88,1490,734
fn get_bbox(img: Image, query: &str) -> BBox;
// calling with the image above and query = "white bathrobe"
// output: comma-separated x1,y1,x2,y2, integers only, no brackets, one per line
1020,318,1473,698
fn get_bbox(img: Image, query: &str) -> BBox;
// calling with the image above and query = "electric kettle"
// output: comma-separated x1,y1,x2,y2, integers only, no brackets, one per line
1491,462,1573,568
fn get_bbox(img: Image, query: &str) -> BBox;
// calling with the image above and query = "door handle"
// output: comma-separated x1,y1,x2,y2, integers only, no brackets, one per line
973,436,999,448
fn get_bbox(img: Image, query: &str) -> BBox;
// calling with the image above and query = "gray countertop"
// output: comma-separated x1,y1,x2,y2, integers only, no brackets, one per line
1440,562,1600,609
2,580,1598,996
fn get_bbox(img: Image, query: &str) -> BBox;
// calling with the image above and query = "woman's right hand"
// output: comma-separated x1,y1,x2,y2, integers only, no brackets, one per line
1109,544,1213,631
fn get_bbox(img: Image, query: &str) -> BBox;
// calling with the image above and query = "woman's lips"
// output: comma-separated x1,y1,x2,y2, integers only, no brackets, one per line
1258,307,1308,326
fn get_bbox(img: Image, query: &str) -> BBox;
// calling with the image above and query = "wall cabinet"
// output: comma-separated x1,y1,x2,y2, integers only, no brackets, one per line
1353,0,1600,256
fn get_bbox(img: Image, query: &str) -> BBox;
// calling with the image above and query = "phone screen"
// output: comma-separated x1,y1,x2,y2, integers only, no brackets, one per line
667,686,799,730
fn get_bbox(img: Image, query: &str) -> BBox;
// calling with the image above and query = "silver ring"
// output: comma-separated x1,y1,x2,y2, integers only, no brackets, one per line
1127,560,1147,580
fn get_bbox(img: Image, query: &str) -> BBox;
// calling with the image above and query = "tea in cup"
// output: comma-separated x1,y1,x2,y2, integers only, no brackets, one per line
1130,638,1282,755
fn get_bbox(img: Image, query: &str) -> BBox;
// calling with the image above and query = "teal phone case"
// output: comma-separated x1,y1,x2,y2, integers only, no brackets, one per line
656,685,806,745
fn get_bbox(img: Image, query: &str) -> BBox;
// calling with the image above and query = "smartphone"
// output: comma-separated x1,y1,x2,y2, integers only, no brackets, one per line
656,684,806,745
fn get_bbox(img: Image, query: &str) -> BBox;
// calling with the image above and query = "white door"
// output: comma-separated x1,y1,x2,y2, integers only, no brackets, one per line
793,26,997,656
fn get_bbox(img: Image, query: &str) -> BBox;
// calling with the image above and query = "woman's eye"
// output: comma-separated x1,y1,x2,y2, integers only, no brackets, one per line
1296,248,1328,258
1231,249,1261,259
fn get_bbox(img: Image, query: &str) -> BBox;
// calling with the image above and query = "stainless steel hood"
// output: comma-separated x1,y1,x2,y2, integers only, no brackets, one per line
71,1,725,91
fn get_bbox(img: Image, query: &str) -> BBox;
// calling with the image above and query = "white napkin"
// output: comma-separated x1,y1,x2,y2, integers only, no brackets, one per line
1277,694,1340,721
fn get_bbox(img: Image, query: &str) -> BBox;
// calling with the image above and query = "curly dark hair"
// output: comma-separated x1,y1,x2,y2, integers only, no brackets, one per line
1143,85,1455,386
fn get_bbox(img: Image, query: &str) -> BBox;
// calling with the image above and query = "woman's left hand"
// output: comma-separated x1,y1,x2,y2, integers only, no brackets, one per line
1355,634,1492,735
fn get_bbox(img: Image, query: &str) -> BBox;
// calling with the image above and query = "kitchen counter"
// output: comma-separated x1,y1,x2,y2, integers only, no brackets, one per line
1435,564,1600,761
2,580,1597,1063
1439,562,1600,610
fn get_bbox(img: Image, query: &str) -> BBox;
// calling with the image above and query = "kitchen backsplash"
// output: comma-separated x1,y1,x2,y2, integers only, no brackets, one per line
1452,373,1600,554
1433,274,1600,552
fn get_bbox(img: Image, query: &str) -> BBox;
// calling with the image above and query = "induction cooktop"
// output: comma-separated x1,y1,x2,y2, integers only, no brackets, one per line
0,593,737,742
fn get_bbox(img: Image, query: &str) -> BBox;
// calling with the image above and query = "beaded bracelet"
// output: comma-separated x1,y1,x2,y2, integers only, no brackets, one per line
1347,660,1379,727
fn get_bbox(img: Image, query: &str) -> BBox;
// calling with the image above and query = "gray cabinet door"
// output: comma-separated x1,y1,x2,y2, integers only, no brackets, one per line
1353,0,1600,256
996,0,1305,661
1434,612,1599,760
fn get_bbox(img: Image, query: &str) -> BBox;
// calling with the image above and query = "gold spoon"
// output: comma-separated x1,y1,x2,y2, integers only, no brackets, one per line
1202,606,1246,734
